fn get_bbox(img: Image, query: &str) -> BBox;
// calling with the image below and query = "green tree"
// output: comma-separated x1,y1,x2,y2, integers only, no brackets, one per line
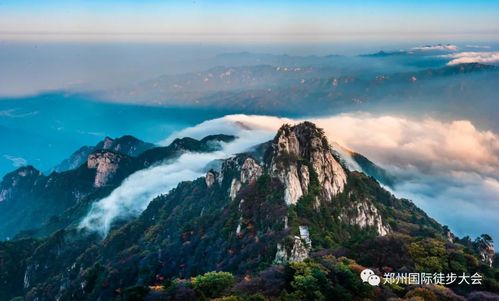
408,239,448,272
192,271,235,298
287,261,327,301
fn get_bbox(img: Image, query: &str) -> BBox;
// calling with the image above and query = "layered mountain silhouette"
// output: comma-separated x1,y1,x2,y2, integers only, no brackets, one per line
0,122,497,301
0,134,235,240
52,135,155,173
106,63,498,113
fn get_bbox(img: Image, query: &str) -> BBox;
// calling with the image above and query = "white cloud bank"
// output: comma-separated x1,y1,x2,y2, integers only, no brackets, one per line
465,45,491,50
311,114,499,240
412,44,458,51
164,114,499,240
444,51,499,65
81,113,499,241
79,125,274,236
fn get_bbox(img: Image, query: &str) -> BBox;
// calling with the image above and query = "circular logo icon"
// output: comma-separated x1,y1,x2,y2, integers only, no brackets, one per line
368,274,381,286
360,269,375,282
360,269,380,286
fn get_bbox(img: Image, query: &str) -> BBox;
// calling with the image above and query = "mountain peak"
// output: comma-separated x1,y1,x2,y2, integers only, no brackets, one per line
273,122,328,159
0,165,42,204
52,135,154,173
95,135,154,156
267,122,347,205
1,165,41,183
87,150,130,188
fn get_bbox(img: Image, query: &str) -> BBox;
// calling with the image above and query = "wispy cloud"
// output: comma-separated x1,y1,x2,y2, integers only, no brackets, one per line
311,114,499,240
0,109,38,118
81,113,499,241
167,114,499,240
465,45,491,49
80,126,274,236
2,155,27,168
444,51,499,65
412,44,458,51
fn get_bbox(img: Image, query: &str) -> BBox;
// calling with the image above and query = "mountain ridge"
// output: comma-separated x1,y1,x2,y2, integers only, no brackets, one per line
0,134,236,240
0,122,496,300
52,135,156,173
103,63,499,120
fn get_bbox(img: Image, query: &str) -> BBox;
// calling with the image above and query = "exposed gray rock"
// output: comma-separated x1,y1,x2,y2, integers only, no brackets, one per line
87,151,124,188
23,268,30,289
229,179,242,200
274,236,310,264
222,156,262,200
340,199,390,236
289,236,310,262
274,165,303,205
53,135,153,173
240,157,263,184
205,171,216,188
445,229,455,243
475,235,495,267
268,123,347,205
299,225,312,248
274,226,312,264
299,165,310,194
236,199,245,235
274,243,288,264
481,249,495,268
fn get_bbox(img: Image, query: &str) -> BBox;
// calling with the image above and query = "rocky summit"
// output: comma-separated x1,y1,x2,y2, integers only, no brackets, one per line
0,122,497,301
267,122,347,205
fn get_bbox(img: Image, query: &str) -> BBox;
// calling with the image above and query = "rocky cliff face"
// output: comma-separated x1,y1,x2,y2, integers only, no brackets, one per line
267,122,347,205
0,166,42,203
225,157,264,200
217,123,389,265
53,135,154,173
340,197,390,236
240,157,263,184
205,170,217,188
274,226,312,264
274,236,310,264
475,235,496,267
87,151,126,188
480,244,495,268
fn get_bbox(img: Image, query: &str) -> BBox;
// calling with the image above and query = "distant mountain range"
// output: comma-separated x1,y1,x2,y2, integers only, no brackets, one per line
3,51,498,178
360,44,459,57
105,62,499,130
0,122,496,300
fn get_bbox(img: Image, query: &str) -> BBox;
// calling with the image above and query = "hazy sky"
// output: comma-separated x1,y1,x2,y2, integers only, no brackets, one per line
1,0,499,43
1,1,498,97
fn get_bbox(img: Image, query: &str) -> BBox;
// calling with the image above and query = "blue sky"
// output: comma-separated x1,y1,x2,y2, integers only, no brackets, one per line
1,0,498,42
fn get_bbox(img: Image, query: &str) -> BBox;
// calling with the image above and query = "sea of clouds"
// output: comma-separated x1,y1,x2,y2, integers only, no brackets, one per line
81,113,499,242
79,125,274,236
444,51,499,65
